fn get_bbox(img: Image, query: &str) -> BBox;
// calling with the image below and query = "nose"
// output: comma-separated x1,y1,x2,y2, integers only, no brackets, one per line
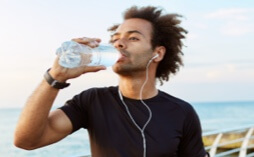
113,39,127,50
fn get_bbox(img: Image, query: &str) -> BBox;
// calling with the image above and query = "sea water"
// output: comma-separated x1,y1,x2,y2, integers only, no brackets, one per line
192,101,254,132
1,101,254,156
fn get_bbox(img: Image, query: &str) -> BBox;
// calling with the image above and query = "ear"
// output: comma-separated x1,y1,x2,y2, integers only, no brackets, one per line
153,46,166,62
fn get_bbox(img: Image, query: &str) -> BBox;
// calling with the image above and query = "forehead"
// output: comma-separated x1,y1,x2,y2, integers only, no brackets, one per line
115,18,153,37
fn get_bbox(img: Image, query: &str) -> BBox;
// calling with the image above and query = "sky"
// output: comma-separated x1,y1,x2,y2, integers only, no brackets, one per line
0,0,253,108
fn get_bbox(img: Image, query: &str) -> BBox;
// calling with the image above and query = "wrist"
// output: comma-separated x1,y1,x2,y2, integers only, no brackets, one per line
44,68,70,89
48,69,68,82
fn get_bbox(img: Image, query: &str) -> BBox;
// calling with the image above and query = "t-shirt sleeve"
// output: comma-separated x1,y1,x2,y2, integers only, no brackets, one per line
178,105,206,157
59,89,94,133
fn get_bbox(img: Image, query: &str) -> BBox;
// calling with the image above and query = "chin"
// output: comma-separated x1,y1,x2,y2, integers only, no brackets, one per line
112,63,129,75
112,63,122,74
112,63,145,77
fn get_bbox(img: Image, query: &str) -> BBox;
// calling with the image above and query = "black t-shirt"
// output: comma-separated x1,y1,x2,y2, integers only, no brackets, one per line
60,86,206,157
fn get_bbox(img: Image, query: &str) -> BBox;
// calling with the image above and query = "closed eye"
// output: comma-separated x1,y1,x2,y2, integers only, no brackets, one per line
129,37,139,41
111,38,119,43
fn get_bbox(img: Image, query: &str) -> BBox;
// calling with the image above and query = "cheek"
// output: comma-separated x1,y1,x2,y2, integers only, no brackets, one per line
132,51,152,64
128,43,154,62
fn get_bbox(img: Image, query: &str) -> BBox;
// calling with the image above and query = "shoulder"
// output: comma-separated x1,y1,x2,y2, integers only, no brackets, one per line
78,86,118,97
61,86,118,116
158,90,196,116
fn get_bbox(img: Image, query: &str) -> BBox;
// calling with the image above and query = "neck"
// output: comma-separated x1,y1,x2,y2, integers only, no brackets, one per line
118,72,158,100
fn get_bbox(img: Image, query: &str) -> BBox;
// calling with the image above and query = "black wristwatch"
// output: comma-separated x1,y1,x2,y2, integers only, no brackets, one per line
44,69,70,89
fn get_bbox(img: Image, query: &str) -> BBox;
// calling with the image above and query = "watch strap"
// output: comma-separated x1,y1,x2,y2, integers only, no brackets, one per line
44,69,70,89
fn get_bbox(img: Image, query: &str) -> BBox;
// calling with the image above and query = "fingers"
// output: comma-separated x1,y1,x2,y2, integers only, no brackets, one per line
53,55,106,73
50,37,106,81
81,65,106,73
72,37,101,48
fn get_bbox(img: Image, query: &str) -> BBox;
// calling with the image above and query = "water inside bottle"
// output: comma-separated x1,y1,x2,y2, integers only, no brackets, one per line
56,41,119,68
88,44,119,67
56,41,91,68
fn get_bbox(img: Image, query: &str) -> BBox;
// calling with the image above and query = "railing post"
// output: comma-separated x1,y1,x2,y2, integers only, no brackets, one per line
239,127,254,157
209,133,223,157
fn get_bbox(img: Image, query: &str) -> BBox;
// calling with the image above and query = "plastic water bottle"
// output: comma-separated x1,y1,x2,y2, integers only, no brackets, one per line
56,41,119,68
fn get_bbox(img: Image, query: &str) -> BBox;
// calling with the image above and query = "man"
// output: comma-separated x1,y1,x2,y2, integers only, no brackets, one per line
14,6,207,157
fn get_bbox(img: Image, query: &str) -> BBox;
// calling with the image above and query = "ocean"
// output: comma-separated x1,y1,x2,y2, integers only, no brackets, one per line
1,101,254,157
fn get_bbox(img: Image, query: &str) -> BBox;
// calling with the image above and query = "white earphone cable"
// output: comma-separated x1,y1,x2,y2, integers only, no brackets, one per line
118,58,154,157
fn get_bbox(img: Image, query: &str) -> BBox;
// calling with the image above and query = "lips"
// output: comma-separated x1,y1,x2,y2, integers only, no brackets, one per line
117,51,128,62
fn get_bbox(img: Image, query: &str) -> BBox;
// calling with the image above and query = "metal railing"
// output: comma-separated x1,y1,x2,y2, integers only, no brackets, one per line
203,125,254,157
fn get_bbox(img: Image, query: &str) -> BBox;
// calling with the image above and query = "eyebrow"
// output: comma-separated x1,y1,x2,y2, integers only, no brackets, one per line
111,30,145,37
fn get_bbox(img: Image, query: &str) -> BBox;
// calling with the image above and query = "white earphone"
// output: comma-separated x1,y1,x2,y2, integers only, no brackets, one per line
150,53,159,61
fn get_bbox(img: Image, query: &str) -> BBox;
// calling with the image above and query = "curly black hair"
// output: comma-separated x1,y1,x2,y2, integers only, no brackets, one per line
108,6,187,85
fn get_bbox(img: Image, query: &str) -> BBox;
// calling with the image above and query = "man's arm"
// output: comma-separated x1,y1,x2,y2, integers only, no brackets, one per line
14,79,72,150
14,37,105,150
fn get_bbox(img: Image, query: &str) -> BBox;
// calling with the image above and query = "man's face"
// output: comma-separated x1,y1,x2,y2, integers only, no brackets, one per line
111,18,155,76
